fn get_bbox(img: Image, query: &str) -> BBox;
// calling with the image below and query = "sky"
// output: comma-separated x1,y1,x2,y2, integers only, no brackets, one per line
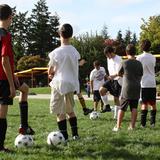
0,0,160,38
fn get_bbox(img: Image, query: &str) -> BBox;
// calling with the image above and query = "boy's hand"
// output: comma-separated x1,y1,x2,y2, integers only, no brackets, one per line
9,86,16,98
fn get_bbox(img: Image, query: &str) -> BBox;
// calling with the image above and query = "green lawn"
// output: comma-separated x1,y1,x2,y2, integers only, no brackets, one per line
1,99,160,160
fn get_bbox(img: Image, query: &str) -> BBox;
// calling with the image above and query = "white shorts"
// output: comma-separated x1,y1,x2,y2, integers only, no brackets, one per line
50,88,75,114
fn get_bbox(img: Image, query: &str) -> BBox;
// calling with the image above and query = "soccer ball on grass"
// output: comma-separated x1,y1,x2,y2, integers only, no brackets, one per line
90,111,100,120
47,131,65,146
14,134,34,148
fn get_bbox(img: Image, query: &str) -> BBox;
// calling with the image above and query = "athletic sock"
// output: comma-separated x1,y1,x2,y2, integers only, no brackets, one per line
141,110,148,127
78,97,86,108
101,95,108,105
0,118,7,149
57,119,68,140
150,110,157,126
68,117,78,137
19,101,28,128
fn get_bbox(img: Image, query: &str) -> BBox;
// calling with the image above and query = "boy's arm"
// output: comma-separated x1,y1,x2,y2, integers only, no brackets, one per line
2,56,16,98
48,66,55,80
90,80,93,94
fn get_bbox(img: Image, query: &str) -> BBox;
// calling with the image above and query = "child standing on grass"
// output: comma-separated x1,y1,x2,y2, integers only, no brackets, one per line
99,46,122,119
0,4,34,152
90,60,106,111
112,44,143,132
137,39,157,128
48,23,80,140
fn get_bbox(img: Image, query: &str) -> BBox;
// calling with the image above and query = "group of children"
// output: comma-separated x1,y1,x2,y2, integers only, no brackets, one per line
0,3,157,152
89,41,156,132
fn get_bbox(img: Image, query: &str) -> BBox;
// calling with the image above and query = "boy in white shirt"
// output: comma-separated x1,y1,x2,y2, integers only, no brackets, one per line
99,46,122,119
137,39,157,127
48,24,80,140
90,60,106,111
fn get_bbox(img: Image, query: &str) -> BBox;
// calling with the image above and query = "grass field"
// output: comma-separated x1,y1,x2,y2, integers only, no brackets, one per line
1,98,160,160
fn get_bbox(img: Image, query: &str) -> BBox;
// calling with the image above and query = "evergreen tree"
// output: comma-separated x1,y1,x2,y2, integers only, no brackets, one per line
131,33,138,45
100,24,109,39
9,8,29,65
116,30,124,43
28,0,60,57
124,29,132,45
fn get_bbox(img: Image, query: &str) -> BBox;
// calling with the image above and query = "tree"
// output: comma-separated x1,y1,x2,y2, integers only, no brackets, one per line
124,29,132,45
28,0,60,57
140,16,160,54
100,24,109,39
17,55,47,71
131,33,138,45
71,33,106,84
116,30,124,43
9,8,29,64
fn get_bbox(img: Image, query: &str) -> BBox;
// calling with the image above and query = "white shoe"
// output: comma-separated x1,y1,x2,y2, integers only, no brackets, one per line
112,126,120,132
128,126,134,131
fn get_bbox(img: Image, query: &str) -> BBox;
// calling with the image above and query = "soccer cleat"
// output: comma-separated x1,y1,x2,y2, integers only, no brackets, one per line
128,126,134,131
0,147,12,153
19,126,35,135
83,108,93,115
101,104,111,113
72,135,80,140
112,126,120,132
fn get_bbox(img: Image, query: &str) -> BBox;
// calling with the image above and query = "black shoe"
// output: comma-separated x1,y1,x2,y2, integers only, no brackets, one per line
0,147,12,153
83,108,93,115
101,105,111,113
19,126,35,135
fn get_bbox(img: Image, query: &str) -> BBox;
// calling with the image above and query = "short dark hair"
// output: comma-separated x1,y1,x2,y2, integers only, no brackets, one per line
104,46,114,55
93,60,100,67
0,4,12,20
59,23,73,39
126,44,136,56
141,39,151,52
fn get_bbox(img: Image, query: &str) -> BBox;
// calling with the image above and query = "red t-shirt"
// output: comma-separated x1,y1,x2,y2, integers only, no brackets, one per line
0,32,14,80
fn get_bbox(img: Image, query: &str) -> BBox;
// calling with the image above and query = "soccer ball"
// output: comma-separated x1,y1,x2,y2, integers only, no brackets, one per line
14,134,34,148
90,111,100,120
47,131,65,146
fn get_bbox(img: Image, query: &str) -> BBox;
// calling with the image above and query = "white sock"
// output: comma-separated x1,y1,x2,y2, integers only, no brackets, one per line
114,105,119,119
101,95,108,105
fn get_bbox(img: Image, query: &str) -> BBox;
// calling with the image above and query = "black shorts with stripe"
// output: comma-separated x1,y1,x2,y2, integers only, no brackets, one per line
0,80,13,105
102,80,121,97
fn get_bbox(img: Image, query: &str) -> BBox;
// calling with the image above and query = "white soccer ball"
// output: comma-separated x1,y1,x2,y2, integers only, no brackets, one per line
47,131,65,146
14,134,34,148
90,111,100,120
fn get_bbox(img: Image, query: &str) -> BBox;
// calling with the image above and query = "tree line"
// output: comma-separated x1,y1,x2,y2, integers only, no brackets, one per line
10,0,160,78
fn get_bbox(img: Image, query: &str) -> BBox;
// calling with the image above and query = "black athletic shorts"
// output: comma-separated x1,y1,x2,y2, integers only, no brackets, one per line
120,98,139,112
102,80,121,97
0,80,13,105
93,90,101,102
141,88,156,105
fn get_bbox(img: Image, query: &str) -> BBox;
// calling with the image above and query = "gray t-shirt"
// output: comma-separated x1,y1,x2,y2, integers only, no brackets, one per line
119,59,143,99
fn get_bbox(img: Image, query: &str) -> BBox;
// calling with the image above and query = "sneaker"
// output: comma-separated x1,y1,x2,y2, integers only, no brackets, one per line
83,108,93,115
19,126,35,135
72,135,80,140
112,126,120,132
151,123,155,128
101,105,111,113
128,126,134,131
0,147,12,153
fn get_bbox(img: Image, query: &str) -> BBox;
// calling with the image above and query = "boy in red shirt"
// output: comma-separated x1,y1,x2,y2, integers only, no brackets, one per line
0,4,34,152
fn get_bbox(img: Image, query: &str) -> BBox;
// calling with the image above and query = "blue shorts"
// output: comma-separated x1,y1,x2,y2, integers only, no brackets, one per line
0,80,13,105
